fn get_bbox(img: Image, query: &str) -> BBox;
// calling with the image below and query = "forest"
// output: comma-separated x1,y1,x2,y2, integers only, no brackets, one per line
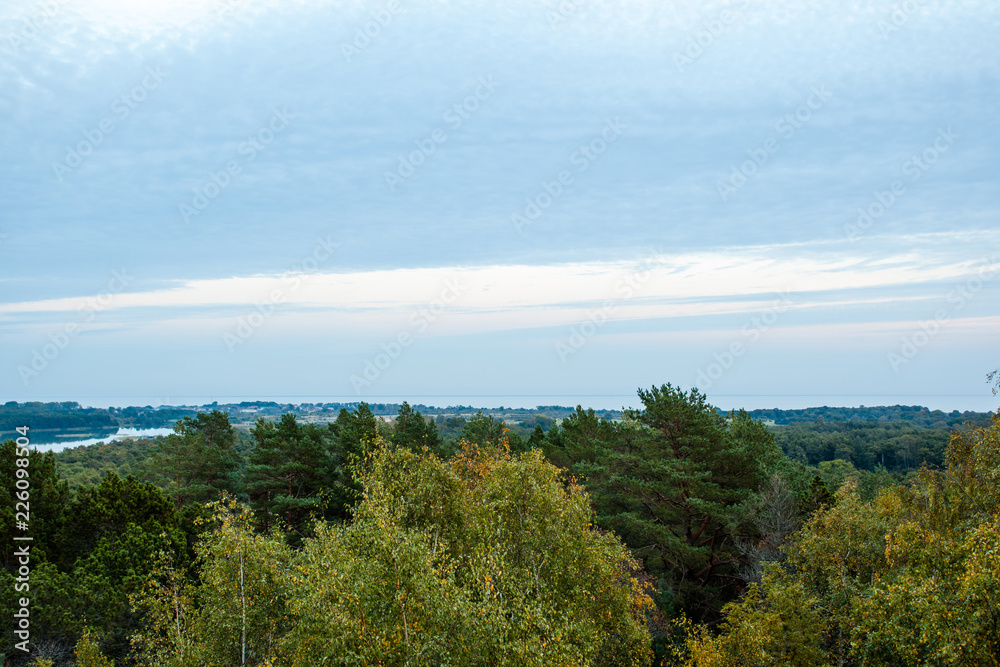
4,400,984,445
0,403,116,434
2,383,999,666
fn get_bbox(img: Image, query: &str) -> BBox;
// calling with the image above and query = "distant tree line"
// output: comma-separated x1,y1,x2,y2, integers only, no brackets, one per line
3,386,998,665
747,404,991,428
0,402,115,433
5,398,990,441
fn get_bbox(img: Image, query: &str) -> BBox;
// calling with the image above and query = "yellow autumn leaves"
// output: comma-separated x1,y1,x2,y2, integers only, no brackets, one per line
132,437,656,666
676,413,1000,666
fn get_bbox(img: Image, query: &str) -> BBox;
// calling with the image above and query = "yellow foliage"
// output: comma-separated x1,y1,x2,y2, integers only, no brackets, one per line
74,629,115,666
676,411,1000,666
281,436,655,666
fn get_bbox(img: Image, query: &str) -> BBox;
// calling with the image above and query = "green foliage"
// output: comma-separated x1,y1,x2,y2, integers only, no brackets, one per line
676,566,826,666
389,401,443,455
735,475,801,585
849,415,1000,665
247,414,334,541
814,457,860,491
1,440,70,568
132,439,655,666
327,402,379,462
459,411,507,447
541,405,627,470
9,393,996,667
54,437,161,490
129,552,200,666
677,412,1000,666
21,561,80,648
749,404,991,428
322,403,381,519
457,411,531,456
193,501,291,666
0,401,115,432
280,438,654,666
74,629,115,666
132,500,291,667
54,472,185,568
109,405,201,429
773,420,957,472
519,413,556,432
147,411,242,507
14,472,190,659
3,520,183,662
584,387,781,624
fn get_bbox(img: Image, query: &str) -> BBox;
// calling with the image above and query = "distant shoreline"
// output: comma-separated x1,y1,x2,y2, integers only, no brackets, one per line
3,399,995,453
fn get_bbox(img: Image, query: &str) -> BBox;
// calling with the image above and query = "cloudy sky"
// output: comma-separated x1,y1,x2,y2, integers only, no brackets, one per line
1,0,998,410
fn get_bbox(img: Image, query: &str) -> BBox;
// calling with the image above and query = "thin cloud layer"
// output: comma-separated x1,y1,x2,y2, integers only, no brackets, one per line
1,0,997,406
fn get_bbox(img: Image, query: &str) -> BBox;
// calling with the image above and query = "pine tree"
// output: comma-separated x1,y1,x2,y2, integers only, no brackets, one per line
148,411,242,508
246,414,333,540
460,412,506,448
326,403,382,518
390,402,442,454
587,385,781,622
328,402,379,461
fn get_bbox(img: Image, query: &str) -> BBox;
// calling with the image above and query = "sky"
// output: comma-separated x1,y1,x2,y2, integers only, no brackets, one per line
1,0,998,411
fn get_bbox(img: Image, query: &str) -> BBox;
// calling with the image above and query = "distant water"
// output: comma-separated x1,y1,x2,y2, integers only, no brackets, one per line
8,395,996,454
24,394,999,413
25,428,174,453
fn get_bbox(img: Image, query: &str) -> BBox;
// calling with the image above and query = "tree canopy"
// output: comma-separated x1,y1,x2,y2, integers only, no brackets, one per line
7,381,998,666
131,437,655,666
679,411,1000,666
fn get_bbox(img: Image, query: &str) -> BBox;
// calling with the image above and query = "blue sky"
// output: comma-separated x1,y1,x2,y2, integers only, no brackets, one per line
1,0,998,411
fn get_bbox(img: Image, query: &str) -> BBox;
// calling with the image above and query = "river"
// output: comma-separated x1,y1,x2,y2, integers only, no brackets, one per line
9,427,175,453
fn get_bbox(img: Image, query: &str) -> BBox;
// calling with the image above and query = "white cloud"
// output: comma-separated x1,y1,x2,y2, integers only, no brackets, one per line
2,235,995,341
